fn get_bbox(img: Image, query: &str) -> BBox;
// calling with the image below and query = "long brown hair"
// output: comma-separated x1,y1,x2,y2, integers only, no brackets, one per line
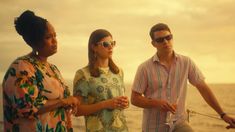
88,29,119,77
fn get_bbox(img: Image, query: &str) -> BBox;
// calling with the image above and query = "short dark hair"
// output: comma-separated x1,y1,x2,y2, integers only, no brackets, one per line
14,10,48,48
149,23,171,40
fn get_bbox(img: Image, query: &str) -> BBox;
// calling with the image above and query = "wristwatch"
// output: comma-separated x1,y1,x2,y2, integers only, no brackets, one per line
220,112,226,119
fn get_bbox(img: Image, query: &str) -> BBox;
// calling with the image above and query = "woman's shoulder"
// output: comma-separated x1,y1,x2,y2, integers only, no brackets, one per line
75,66,89,75
74,66,89,80
73,66,89,88
10,55,36,70
117,67,124,76
3,55,36,82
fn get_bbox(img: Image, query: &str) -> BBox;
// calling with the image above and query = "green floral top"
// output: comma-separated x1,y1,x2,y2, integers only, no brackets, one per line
2,55,72,132
73,66,128,132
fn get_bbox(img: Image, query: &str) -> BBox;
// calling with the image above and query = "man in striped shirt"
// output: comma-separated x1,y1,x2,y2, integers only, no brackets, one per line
131,23,235,132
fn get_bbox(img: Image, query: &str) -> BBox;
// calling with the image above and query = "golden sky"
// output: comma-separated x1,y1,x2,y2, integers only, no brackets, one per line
1,0,235,83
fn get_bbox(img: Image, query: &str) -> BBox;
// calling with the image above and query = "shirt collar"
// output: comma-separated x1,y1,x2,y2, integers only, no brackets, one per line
152,51,179,63
99,67,109,74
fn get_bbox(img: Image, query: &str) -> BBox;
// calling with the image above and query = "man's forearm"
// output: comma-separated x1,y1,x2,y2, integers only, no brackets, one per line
196,82,224,115
131,91,158,108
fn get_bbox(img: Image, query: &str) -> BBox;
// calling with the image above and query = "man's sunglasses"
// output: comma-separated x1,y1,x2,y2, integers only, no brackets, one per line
97,41,116,48
155,34,173,43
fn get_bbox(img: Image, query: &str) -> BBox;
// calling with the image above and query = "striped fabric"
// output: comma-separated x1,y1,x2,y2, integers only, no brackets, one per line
132,52,205,132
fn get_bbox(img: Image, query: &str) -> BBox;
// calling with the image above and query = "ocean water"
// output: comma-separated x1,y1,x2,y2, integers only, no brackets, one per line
1,83,235,132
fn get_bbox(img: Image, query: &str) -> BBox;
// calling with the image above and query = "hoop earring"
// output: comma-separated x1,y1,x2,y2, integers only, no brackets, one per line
35,51,39,56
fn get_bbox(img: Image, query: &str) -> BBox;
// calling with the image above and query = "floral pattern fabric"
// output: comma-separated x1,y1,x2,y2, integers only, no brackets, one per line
73,66,128,132
2,55,72,132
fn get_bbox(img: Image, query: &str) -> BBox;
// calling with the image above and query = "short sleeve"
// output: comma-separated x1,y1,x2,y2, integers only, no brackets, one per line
132,64,148,94
73,69,90,97
188,58,205,86
3,59,47,119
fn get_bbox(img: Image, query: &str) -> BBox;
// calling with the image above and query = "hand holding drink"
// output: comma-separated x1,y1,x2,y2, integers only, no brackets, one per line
117,96,129,109
166,103,177,125
106,96,129,110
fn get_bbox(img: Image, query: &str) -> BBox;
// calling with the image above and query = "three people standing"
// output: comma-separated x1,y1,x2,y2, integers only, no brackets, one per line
2,10,235,132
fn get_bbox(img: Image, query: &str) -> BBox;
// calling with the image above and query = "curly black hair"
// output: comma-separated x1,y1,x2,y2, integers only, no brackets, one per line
14,10,48,48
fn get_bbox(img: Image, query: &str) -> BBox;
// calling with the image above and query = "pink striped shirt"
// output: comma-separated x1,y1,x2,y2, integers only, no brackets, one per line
132,52,205,132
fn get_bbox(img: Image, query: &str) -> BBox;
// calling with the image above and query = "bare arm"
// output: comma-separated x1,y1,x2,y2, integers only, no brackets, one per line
37,96,79,115
75,95,129,116
131,90,158,108
37,99,64,115
195,81,235,128
195,81,224,114
131,90,176,113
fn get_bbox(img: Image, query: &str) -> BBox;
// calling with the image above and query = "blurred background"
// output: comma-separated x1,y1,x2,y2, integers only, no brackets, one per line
1,0,235,131
1,0,235,83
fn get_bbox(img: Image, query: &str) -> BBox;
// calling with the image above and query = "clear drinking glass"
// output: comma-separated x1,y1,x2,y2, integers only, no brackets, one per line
165,103,177,126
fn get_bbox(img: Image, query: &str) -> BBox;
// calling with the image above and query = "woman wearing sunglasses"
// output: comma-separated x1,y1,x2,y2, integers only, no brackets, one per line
73,29,129,132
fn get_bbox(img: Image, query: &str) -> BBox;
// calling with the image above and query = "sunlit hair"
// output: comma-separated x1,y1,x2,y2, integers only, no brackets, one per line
88,29,119,77
149,23,171,40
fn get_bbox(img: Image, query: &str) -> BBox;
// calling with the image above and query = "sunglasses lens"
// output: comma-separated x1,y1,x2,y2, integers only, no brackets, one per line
97,41,116,48
155,34,172,43
165,35,172,40
102,42,109,47
110,41,116,47
155,38,164,43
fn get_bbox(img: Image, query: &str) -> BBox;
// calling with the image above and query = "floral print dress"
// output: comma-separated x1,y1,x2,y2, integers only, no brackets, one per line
2,55,72,132
73,66,128,132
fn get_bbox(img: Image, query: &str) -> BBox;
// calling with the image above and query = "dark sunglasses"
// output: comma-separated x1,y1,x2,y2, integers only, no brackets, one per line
154,34,173,43
97,41,116,48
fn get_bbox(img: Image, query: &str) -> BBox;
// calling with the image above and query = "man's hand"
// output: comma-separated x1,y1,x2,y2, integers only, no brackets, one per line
222,114,235,129
157,100,176,114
